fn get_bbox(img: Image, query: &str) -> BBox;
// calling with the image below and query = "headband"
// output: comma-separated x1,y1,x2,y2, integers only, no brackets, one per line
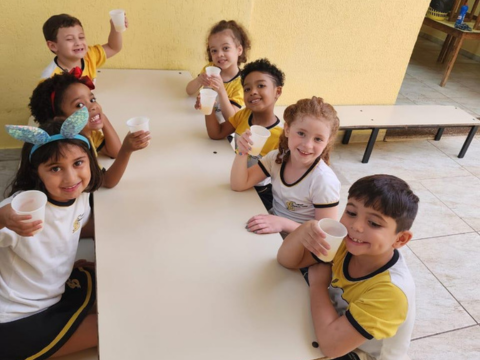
5,107,91,161
51,67,95,114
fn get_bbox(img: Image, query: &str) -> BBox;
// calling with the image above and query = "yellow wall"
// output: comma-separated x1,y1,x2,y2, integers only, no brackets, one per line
0,0,429,149
422,0,480,56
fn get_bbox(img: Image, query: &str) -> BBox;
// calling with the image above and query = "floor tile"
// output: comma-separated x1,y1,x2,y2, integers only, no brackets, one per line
428,137,480,177
331,140,471,183
0,160,19,201
408,182,474,240
395,99,416,105
449,97,480,107
408,232,480,322
409,325,480,360
401,247,476,339
0,149,21,161
420,176,480,231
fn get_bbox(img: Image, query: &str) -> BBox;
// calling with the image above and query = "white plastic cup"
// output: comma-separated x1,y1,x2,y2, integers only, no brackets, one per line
127,117,149,133
205,66,221,76
199,89,217,115
248,125,271,156
11,190,47,235
317,218,348,262
109,9,126,32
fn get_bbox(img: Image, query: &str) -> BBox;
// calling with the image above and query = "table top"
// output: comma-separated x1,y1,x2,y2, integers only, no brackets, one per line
93,69,323,360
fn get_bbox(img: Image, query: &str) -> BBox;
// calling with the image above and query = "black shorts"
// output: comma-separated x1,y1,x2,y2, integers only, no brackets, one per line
254,184,273,211
0,267,96,360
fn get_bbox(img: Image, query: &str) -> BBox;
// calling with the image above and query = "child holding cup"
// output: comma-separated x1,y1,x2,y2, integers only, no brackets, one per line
0,109,103,358
40,12,128,81
186,20,251,123
277,175,419,360
210,58,285,210
29,69,150,188
231,96,341,236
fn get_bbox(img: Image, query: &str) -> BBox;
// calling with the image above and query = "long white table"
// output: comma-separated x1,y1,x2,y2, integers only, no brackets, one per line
93,69,323,360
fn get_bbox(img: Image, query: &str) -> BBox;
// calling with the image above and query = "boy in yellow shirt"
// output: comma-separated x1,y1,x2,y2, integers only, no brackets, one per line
40,13,128,81
278,174,419,360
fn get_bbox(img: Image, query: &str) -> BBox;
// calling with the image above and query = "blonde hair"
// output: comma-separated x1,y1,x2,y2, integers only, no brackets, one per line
275,97,339,166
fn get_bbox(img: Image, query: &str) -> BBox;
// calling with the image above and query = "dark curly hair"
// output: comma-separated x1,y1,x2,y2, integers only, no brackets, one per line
207,20,251,65
241,58,285,87
276,97,339,166
348,174,419,233
43,14,82,42
7,120,103,198
29,72,91,125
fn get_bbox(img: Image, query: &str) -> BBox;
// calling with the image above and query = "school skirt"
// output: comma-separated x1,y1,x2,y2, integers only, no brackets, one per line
0,267,96,360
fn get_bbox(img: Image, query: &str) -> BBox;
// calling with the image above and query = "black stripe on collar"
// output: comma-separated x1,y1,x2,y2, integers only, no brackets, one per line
48,197,76,207
280,156,321,187
54,57,85,72
343,249,400,282
248,114,281,130
224,70,241,83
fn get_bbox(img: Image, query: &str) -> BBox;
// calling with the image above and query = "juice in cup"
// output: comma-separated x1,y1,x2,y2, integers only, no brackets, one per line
248,125,271,157
199,89,217,116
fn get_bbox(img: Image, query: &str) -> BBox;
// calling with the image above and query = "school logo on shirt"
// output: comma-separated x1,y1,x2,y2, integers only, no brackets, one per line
286,201,309,212
72,213,85,233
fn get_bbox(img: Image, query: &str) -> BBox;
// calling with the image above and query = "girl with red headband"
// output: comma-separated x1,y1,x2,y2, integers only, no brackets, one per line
29,68,150,188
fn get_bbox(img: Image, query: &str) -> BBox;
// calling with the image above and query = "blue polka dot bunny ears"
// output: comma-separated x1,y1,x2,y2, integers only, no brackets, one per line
5,107,91,161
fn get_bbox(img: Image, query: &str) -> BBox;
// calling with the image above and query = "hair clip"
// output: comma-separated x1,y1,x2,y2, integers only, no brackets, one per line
5,107,91,161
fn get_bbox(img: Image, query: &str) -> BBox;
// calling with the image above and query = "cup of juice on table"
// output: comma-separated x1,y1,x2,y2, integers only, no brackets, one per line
317,218,347,262
109,9,126,32
199,89,217,115
11,190,48,235
248,125,271,156
126,117,149,133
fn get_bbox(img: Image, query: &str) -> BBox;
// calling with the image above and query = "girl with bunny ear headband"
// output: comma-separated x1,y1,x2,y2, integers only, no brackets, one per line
0,107,103,358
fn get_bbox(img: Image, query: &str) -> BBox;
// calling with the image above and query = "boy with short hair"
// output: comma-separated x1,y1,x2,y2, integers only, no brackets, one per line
41,13,127,80
205,58,285,210
278,174,419,360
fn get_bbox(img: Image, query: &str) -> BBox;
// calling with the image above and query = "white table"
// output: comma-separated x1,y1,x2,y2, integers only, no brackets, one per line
93,69,323,360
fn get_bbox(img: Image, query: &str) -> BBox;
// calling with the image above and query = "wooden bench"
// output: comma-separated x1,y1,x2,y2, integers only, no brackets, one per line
276,105,479,164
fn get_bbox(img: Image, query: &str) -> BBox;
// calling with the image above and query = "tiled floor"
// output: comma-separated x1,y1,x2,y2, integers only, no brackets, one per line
331,135,480,359
0,36,479,359
397,36,480,116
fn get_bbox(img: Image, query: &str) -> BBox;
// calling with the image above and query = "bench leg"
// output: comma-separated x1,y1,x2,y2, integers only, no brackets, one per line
435,127,445,141
342,130,352,144
458,126,478,158
362,128,379,164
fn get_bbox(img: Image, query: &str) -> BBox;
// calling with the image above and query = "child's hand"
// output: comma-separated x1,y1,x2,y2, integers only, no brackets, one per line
237,130,253,155
197,73,210,88
194,93,201,110
208,75,224,93
123,131,151,153
295,220,330,258
74,259,96,270
246,214,284,234
308,262,332,289
124,14,129,29
1,204,43,237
